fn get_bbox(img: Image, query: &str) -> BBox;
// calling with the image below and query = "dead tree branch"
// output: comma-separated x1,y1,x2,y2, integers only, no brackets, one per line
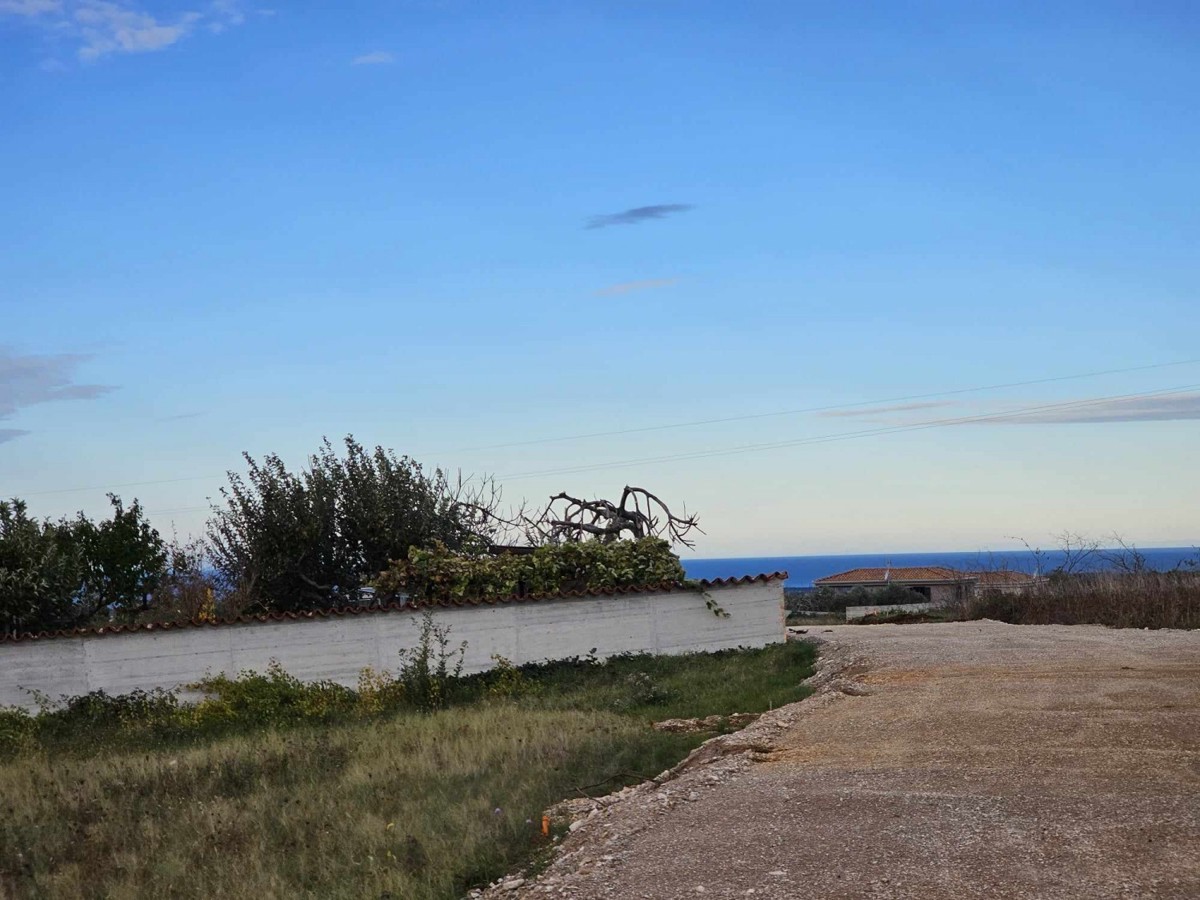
522,486,702,548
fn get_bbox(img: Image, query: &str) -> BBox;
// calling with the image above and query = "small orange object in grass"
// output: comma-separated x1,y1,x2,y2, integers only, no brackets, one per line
541,815,550,836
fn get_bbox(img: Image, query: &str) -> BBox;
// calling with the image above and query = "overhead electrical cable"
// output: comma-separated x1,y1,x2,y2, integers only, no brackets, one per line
5,358,1198,499
448,357,1200,453
75,383,1200,517
497,383,1200,480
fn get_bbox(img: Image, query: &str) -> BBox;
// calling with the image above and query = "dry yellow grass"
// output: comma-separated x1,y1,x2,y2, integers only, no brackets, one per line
0,706,704,900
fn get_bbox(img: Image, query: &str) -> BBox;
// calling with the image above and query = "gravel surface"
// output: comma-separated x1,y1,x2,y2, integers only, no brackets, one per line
476,621,1200,900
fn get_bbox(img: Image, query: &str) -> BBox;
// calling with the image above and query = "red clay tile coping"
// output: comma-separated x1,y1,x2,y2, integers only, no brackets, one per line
0,573,788,644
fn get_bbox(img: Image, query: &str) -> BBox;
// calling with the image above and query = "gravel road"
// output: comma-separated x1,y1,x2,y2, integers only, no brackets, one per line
480,621,1200,900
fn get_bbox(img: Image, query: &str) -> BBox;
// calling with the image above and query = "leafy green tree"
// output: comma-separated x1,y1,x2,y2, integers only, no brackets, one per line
73,495,167,621
207,436,497,613
0,499,85,635
0,495,165,634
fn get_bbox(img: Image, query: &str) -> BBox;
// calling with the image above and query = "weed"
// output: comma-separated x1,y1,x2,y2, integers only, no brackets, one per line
396,610,467,711
613,672,671,710
486,655,532,700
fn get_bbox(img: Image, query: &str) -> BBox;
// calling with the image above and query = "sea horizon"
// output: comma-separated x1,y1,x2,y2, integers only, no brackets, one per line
682,546,1198,589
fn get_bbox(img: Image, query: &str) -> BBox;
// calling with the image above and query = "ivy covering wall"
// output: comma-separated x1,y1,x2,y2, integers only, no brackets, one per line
373,537,689,603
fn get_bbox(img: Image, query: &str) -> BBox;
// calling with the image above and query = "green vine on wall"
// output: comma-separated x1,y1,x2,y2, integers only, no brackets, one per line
372,538,726,616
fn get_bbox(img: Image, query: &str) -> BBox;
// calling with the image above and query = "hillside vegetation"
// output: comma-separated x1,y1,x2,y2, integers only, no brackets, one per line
968,570,1200,630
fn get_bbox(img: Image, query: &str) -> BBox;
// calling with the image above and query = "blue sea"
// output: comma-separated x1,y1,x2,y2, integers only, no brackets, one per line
682,547,1198,589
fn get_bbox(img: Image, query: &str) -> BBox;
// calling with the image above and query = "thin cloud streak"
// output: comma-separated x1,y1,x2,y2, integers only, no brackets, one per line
0,349,115,443
595,277,680,296
819,401,954,418
0,0,61,15
0,429,31,445
352,50,394,65
974,392,1200,425
586,204,694,229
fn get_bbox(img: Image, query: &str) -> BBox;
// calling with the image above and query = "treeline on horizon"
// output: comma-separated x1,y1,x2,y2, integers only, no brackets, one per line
1,437,698,636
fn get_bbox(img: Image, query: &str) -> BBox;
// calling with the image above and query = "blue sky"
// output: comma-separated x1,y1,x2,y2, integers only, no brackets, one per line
2,1,1198,556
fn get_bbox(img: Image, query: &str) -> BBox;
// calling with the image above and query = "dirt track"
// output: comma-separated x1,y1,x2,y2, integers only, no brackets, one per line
484,622,1200,899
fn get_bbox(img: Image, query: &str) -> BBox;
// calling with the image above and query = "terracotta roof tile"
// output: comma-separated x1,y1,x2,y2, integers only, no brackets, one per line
813,566,966,585
0,573,787,644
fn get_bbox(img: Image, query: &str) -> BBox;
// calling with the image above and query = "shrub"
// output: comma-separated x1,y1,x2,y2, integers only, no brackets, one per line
190,660,357,726
485,655,532,700
0,707,35,756
396,612,467,712
374,537,688,604
967,570,1200,630
356,666,406,715
613,672,671,710
207,436,500,614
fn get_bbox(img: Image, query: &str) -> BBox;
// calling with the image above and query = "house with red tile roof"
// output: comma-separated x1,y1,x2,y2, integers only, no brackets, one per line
814,566,972,603
814,566,1037,603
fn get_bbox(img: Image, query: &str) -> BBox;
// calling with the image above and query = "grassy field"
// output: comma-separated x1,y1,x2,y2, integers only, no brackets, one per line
0,641,816,900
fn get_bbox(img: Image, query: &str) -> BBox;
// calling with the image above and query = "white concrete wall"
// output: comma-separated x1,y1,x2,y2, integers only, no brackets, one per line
930,583,965,604
0,581,784,710
845,601,935,621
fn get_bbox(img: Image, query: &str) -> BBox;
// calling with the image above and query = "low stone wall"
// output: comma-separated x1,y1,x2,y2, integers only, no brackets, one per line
845,601,935,621
0,579,785,709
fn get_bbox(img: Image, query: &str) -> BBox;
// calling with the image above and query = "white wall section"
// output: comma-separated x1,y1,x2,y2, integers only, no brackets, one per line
0,580,785,710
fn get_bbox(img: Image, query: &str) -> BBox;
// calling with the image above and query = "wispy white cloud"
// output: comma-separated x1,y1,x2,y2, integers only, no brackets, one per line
0,0,61,15
0,348,115,444
352,50,394,65
75,2,196,59
819,401,955,418
979,392,1200,425
0,429,30,445
205,0,243,33
595,277,680,297
1,0,250,62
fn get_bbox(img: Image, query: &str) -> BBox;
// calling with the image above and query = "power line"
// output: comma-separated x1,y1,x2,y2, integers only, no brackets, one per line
107,383,1200,521
16,473,225,498
144,505,211,516
146,383,1200,513
445,357,1200,453
6,358,1198,500
497,383,1200,480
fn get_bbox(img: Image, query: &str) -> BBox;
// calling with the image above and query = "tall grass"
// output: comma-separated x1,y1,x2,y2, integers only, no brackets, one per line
0,642,816,900
968,570,1200,630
